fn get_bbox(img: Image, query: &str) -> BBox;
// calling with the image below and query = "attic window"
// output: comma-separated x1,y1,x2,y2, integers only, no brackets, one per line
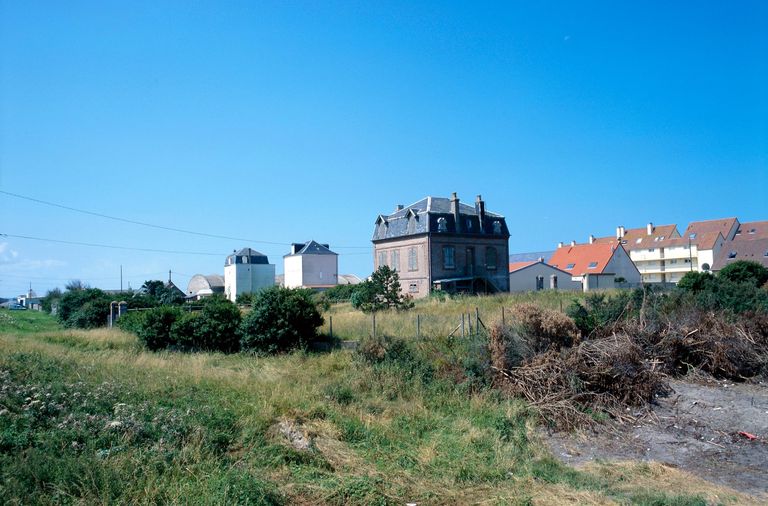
749,228,756,234
492,221,501,234
437,217,447,232
588,262,598,268
565,263,575,270
728,251,737,259
689,233,697,239
654,237,659,242
764,250,768,257
621,240,628,244
659,236,665,240
466,219,473,231
242,256,248,264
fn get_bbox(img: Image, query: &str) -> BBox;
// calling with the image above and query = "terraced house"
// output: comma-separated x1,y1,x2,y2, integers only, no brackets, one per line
372,193,510,298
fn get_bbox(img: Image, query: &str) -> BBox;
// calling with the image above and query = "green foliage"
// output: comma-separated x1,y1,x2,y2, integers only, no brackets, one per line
566,291,637,337
240,287,323,353
676,271,715,292
140,279,185,305
137,305,183,351
350,266,414,313
40,287,62,314
57,288,113,329
718,260,768,287
190,297,242,352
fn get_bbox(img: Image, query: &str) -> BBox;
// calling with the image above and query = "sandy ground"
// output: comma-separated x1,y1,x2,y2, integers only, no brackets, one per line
546,376,768,497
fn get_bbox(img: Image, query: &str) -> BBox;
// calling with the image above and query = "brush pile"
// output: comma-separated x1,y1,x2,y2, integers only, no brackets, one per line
491,303,768,430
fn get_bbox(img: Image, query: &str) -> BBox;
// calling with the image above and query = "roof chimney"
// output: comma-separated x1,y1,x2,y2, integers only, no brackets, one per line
589,234,595,244
475,195,486,232
450,192,461,233
616,226,625,239
647,222,653,235
395,204,404,212
570,240,576,247
557,241,564,249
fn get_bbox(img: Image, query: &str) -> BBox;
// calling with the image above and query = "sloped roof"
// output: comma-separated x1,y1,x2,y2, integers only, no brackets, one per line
285,240,337,257
226,247,269,265
594,223,680,250
338,274,363,285
548,243,621,276
712,238,768,271
508,261,537,272
508,251,554,263
372,194,509,241
684,218,739,240
734,221,768,240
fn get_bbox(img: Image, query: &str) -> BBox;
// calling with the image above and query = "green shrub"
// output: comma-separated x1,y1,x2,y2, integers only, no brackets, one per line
115,310,147,335
57,288,113,329
240,287,323,353
137,306,183,350
718,260,768,287
191,297,242,352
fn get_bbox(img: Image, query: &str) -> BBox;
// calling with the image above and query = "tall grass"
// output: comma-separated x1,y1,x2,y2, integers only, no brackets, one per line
0,311,755,505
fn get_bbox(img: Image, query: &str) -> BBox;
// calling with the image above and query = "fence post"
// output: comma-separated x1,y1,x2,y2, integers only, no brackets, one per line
329,316,333,339
501,306,505,327
416,314,421,339
475,307,480,336
461,313,465,338
560,299,563,312
372,313,376,338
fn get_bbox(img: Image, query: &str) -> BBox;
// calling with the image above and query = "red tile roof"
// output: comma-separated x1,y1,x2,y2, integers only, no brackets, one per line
593,224,680,250
713,238,768,271
654,231,724,251
508,261,537,273
548,243,621,276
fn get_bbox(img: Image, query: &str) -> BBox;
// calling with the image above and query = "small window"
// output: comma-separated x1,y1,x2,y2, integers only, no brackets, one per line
749,228,756,234
764,250,768,257
443,246,455,269
648,248,655,252
735,229,742,235
654,237,659,242
588,261,598,268
689,233,697,239
728,251,737,259
466,219,473,231
409,283,418,293
408,247,418,271
565,263,575,270
621,240,628,244
437,217,447,232
659,236,665,240
242,256,248,264
492,221,501,234
636,238,642,244
390,250,400,271
378,251,387,268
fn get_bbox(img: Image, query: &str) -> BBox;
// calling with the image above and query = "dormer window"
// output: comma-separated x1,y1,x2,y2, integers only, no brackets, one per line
728,251,737,259
658,236,665,240
437,217,447,232
588,261,598,268
565,263,575,270
749,228,756,234
242,256,248,263
466,219,473,231
689,233,697,239
492,221,501,234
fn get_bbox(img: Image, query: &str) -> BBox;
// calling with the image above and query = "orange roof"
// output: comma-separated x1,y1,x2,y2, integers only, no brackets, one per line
548,243,621,276
684,218,738,240
655,231,724,251
508,261,536,273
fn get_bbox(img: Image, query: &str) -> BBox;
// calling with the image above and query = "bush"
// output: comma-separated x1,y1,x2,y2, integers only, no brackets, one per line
137,306,183,351
240,287,323,353
191,298,242,352
566,291,636,337
718,260,768,287
57,288,113,329
350,266,414,313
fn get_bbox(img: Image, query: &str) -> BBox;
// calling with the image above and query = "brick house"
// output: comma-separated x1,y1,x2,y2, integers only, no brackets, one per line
372,193,510,298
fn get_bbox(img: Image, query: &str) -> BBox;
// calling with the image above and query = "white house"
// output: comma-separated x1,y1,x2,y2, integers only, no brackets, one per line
548,242,641,291
283,240,339,289
224,248,276,302
508,260,581,292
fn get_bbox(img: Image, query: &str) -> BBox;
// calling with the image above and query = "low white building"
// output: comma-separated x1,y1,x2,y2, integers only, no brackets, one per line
508,260,581,292
186,274,225,300
549,242,641,291
283,240,339,289
224,248,275,302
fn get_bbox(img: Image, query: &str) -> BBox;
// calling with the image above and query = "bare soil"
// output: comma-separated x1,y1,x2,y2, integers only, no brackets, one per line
545,376,768,498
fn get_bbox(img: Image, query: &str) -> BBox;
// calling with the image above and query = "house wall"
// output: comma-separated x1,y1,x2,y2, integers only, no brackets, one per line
374,235,431,298
581,273,617,291
606,247,641,283
285,254,338,288
428,235,510,292
224,264,275,302
509,263,581,292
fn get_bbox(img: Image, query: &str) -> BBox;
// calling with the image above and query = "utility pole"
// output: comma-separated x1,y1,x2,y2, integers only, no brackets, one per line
120,265,123,292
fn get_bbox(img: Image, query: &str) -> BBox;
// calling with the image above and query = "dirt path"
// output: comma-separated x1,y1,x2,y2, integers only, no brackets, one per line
546,377,768,497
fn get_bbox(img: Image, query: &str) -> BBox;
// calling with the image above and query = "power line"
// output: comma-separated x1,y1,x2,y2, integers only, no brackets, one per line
1,233,222,256
0,190,371,249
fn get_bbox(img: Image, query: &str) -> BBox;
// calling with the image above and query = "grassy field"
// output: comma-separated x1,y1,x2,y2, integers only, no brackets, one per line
0,307,755,505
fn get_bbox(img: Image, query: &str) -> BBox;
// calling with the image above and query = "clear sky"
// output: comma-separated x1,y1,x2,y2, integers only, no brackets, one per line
1,1,766,297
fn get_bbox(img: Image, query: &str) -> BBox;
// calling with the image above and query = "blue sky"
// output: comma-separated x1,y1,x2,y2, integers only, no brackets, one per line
1,1,766,297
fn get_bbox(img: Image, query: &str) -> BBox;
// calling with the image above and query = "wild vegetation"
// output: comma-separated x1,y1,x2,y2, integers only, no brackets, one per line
0,310,748,505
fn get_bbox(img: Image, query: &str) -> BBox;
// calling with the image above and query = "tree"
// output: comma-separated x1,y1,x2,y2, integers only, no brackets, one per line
57,288,111,328
718,261,768,288
350,266,414,313
240,287,323,353
40,288,62,314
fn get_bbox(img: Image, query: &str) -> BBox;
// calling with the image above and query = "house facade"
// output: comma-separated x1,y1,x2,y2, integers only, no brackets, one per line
372,193,510,298
508,260,581,292
284,240,339,289
223,248,275,302
712,220,768,272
